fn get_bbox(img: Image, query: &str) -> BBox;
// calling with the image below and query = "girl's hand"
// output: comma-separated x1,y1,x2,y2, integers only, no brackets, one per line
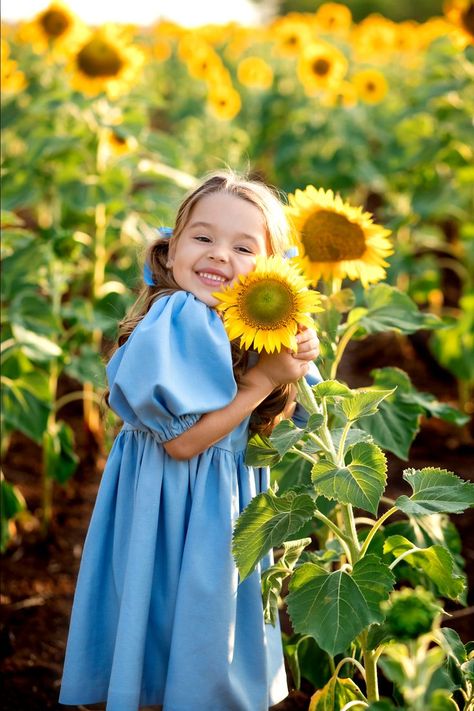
252,348,311,388
291,327,320,362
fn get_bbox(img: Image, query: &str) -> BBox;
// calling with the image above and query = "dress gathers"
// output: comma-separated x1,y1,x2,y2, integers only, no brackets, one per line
59,290,321,711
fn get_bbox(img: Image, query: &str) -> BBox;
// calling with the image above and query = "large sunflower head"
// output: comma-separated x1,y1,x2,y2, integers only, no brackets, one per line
207,83,242,120
68,24,144,99
213,255,322,353
286,186,393,288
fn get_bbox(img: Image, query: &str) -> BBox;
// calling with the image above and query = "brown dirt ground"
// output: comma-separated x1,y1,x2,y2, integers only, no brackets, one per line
1,333,473,711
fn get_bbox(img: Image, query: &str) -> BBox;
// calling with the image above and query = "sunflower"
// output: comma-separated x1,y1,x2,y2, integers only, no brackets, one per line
214,255,321,354
314,3,352,34
286,186,393,288
16,1,88,57
67,24,144,99
297,41,348,93
352,69,388,104
207,83,241,120
186,45,223,81
270,16,313,57
444,0,474,46
352,15,397,63
321,79,357,108
1,39,27,94
237,56,273,89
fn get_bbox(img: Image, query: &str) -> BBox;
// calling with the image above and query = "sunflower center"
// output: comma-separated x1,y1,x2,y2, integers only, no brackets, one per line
301,210,366,261
40,9,70,38
240,279,295,329
462,3,474,34
312,58,331,76
366,81,376,92
77,37,123,78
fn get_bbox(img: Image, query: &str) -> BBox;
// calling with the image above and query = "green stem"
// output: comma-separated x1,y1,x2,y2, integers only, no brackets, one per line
341,504,360,561
330,322,360,380
313,511,354,563
289,447,317,465
359,506,397,557
335,657,366,680
362,645,379,702
41,361,58,537
337,419,352,461
55,389,103,413
389,546,420,570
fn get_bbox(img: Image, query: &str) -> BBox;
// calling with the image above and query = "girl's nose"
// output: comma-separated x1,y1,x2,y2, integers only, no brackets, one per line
208,245,229,262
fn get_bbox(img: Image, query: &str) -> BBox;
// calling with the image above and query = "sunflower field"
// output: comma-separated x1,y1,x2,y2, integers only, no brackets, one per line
1,1,474,709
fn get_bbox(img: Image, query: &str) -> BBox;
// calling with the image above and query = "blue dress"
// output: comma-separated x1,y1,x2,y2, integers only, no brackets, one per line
59,290,321,711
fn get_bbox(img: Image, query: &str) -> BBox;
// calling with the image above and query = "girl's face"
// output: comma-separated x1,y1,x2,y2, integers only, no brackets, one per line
168,192,270,307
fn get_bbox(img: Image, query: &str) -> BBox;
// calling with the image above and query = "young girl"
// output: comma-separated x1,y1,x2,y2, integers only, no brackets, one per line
59,170,321,711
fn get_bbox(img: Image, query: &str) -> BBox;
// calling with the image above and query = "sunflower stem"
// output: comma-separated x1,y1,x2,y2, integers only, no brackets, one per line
330,322,360,380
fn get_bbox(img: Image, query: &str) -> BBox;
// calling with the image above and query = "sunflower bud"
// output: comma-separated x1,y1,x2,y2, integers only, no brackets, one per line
383,587,442,641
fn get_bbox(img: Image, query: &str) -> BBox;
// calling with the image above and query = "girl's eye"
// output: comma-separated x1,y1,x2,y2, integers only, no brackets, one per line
195,235,211,242
236,246,254,254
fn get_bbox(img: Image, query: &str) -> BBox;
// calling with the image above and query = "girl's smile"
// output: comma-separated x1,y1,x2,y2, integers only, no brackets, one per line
168,192,270,306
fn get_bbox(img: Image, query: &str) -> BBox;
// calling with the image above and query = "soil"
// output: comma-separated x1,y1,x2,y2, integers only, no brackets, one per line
1,332,473,711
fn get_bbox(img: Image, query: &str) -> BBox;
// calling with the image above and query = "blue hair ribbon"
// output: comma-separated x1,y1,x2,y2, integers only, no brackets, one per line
284,246,299,259
143,227,173,286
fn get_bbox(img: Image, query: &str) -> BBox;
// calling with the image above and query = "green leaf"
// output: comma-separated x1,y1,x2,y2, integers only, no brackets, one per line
341,389,395,421
282,634,332,691
308,675,367,711
330,427,373,454
312,442,387,515
270,420,305,456
44,420,79,484
396,468,474,516
349,284,442,335
1,372,51,444
271,452,312,492
427,689,460,711
245,433,281,467
312,380,352,399
358,368,422,459
288,558,392,656
384,535,465,600
11,324,62,362
232,488,315,581
261,538,311,625
306,413,325,431
351,555,395,622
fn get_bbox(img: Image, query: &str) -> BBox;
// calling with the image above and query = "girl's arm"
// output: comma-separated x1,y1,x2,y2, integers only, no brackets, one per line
164,332,318,461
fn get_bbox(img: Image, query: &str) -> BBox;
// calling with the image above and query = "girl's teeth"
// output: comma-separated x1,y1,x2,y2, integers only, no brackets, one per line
200,272,226,282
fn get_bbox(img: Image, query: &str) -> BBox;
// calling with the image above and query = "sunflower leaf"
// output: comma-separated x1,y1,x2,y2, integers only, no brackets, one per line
245,433,281,467
311,380,352,399
232,488,315,581
270,420,305,456
348,284,442,335
287,556,393,656
312,442,387,514
395,468,474,516
340,388,395,421
384,535,465,600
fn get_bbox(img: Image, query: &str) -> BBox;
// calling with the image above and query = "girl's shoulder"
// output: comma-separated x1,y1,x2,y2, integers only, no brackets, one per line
137,290,228,349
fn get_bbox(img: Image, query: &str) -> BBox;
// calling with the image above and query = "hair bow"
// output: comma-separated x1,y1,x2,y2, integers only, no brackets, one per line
284,246,299,259
143,227,173,286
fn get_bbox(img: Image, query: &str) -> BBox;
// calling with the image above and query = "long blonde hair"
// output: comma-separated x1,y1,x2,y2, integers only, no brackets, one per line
106,169,294,434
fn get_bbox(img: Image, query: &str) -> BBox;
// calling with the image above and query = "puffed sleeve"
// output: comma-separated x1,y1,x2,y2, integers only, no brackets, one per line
106,291,237,442
292,361,324,428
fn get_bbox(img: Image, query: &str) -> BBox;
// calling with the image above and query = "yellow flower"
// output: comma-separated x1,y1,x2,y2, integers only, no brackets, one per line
1,39,27,94
152,38,172,62
237,56,273,89
286,186,393,288
270,16,313,57
214,255,321,353
444,0,474,46
297,41,348,93
314,3,352,34
186,45,223,81
16,1,88,57
67,24,144,99
352,15,397,63
352,69,388,104
207,84,241,120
